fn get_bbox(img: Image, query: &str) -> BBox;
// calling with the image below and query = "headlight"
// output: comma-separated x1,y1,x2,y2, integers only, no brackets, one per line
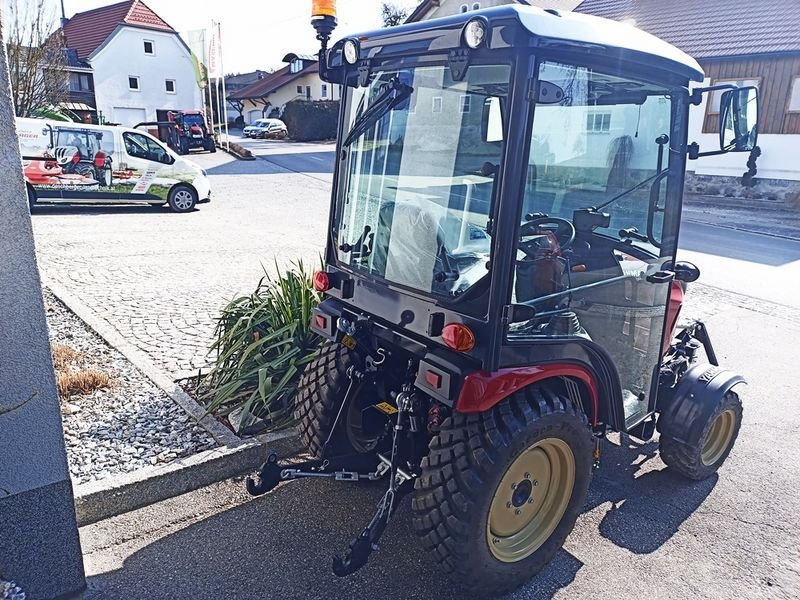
463,19,487,49
343,39,359,65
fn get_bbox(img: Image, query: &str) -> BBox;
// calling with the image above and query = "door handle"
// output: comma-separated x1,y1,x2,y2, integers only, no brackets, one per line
646,270,675,284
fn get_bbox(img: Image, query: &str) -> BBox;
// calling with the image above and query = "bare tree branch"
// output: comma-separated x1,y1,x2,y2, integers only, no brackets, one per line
1,0,67,117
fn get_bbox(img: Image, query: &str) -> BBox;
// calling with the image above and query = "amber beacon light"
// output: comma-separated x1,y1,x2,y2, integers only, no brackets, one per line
312,0,338,41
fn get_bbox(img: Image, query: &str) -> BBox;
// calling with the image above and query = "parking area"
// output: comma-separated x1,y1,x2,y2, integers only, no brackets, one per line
32,142,333,377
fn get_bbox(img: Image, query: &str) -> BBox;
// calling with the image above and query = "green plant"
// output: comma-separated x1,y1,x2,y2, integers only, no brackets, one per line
200,261,321,430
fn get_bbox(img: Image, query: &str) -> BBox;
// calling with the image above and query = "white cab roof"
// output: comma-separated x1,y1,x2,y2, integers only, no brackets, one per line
514,5,704,81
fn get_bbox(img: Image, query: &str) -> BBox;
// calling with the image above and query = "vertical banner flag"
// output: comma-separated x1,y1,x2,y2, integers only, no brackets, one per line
185,29,209,90
207,21,221,80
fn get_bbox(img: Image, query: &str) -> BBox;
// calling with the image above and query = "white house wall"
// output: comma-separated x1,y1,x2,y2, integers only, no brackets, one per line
90,27,202,126
420,0,581,19
688,78,800,182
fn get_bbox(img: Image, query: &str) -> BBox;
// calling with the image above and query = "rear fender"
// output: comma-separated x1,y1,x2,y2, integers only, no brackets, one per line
455,364,600,425
657,363,745,444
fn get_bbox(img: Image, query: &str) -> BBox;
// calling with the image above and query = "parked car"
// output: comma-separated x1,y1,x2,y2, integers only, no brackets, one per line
243,118,288,140
17,117,211,213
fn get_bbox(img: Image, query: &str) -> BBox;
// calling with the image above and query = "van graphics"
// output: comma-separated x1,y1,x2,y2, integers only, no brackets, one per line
17,118,200,201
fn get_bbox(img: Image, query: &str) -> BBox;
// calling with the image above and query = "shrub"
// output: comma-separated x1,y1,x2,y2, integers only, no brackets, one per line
56,369,112,398
200,262,321,431
282,100,340,142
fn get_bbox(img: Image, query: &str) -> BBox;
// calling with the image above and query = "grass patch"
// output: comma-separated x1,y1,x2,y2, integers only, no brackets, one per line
51,342,112,399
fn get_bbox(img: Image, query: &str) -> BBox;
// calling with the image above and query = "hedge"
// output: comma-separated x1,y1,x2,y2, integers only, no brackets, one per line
282,100,340,142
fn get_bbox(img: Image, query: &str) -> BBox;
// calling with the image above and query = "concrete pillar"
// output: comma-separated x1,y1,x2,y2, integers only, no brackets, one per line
0,25,86,600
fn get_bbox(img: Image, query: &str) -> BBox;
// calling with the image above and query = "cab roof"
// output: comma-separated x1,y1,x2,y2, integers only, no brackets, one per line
349,4,704,83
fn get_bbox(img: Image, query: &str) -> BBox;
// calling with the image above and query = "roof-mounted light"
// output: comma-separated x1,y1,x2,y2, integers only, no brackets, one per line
311,0,337,19
343,39,359,65
463,18,487,49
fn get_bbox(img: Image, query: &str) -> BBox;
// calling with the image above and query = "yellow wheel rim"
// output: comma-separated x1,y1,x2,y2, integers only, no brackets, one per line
701,409,737,466
487,438,575,563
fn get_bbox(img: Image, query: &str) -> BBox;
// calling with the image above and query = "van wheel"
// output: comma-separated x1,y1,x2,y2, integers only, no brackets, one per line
167,185,197,213
100,166,113,187
27,185,37,212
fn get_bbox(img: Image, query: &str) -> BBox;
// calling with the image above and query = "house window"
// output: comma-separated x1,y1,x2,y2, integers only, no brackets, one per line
789,78,800,112
290,59,303,74
708,79,759,113
587,112,611,133
460,94,471,113
321,84,328,98
460,4,468,13
432,96,443,113
143,40,154,55
472,3,480,9
165,79,176,94
128,76,140,91
297,85,303,94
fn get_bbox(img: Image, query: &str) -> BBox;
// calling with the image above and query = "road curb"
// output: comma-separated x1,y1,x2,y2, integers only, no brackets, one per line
74,428,302,526
43,277,304,523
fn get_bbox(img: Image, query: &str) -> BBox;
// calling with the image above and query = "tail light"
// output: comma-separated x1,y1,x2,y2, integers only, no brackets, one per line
441,323,475,352
313,271,330,292
94,151,106,167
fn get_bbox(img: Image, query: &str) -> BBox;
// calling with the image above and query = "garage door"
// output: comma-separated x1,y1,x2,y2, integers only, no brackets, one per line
113,107,147,127
247,109,262,125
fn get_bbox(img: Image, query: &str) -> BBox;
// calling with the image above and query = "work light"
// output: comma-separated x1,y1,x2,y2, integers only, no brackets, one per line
463,18,487,49
343,39,359,64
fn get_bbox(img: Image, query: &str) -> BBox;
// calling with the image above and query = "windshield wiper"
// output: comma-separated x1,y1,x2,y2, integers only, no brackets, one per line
343,78,413,147
593,170,664,211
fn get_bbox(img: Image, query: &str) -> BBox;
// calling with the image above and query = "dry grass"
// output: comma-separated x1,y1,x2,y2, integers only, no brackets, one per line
56,369,112,398
51,343,81,370
51,342,112,399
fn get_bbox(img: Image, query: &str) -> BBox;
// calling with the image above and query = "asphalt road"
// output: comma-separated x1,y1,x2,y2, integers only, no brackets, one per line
63,142,797,599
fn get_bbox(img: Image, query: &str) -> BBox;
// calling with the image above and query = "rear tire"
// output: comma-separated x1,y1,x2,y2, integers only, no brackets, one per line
659,390,742,480
167,185,197,213
295,343,385,459
412,385,593,597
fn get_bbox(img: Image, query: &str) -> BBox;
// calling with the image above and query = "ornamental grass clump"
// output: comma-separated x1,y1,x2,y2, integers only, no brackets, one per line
200,261,321,431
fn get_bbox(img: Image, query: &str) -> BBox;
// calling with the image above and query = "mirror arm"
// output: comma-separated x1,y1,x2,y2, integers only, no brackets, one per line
689,83,739,106
687,142,732,160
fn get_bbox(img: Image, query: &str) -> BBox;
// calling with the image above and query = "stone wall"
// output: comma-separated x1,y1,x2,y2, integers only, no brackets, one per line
685,172,800,203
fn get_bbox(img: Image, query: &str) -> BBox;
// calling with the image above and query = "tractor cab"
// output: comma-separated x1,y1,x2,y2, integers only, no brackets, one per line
247,3,758,594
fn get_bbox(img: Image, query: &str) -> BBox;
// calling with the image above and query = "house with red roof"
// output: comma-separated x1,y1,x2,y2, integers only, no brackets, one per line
229,54,337,124
61,0,201,126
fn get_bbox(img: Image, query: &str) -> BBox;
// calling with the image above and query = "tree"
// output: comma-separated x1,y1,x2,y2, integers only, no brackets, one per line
1,0,67,117
381,2,410,27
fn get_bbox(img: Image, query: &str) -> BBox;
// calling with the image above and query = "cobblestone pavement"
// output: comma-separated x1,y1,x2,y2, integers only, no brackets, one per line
32,146,331,378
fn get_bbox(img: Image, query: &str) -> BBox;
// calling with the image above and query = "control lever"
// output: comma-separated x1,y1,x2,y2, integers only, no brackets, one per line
619,227,649,242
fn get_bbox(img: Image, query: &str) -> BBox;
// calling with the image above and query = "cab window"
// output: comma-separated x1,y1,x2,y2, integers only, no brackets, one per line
123,132,171,163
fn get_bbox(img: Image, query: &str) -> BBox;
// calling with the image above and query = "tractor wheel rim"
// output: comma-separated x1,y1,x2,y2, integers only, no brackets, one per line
487,438,575,563
701,409,736,466
174,191,193,210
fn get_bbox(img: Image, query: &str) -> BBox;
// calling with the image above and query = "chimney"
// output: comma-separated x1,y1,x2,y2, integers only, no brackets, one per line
60,0,68,28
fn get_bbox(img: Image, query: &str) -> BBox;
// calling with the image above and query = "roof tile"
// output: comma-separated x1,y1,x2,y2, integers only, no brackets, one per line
63,0,175,60
575,0,800,59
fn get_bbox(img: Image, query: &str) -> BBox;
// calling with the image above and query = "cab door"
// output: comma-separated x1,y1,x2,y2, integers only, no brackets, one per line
120,131,172,203
504,59,681,432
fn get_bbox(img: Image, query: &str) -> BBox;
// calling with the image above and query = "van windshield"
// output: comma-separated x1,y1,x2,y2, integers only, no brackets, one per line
336,63,510,298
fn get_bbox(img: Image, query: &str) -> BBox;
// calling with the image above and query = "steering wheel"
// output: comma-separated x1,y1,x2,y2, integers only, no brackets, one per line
518,217,576,259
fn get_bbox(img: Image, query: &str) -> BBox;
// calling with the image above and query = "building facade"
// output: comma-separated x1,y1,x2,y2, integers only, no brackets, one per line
230,54,338,124
62,0,202,126
406,0,581,22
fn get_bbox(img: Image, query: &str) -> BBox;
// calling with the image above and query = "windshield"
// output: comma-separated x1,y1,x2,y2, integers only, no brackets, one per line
337,62,510,298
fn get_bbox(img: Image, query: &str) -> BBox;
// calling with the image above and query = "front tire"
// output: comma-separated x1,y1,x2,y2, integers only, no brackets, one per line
659,390,742,480
167,185,197,213
412,386,593,597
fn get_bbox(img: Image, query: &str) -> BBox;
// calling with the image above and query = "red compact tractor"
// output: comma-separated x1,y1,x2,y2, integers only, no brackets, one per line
247,2,758,595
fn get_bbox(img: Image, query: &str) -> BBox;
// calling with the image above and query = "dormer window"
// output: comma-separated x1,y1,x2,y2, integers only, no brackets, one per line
290,59,304,74
144,40,154,55
461,4,468,12
473,3,480,10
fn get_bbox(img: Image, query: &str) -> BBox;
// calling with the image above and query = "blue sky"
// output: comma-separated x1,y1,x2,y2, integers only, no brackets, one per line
57,0,422,73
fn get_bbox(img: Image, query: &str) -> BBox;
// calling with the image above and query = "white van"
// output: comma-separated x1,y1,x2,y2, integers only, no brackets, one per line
17,118,212,212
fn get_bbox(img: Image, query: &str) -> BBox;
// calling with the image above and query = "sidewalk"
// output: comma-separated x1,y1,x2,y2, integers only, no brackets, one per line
73,292,800,600
683,193,800,240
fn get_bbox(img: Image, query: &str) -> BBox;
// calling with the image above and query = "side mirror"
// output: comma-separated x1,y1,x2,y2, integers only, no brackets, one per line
719,87,758,152
672,261,701,283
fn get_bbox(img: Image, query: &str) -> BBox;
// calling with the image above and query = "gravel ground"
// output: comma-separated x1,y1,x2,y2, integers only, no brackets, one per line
44,290,217,485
